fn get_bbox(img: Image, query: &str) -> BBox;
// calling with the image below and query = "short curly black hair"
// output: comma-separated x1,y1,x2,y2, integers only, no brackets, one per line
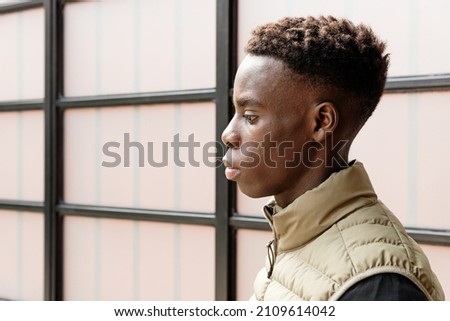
246,16,389,128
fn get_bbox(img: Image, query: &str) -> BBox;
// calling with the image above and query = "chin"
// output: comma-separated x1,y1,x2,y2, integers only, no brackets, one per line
238,184,271,199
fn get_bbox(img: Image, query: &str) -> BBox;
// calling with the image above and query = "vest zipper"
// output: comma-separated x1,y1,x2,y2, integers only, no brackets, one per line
266,238,277,278
264,204,278,279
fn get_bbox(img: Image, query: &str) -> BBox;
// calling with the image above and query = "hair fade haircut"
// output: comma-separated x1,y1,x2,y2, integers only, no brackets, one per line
246,16,390,129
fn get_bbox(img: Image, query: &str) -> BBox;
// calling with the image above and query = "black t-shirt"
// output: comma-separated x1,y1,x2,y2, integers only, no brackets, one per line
339,273,428,301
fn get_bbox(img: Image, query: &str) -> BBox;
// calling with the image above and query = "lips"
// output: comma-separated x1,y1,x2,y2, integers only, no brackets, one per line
225,167,240,180
223,151,241,181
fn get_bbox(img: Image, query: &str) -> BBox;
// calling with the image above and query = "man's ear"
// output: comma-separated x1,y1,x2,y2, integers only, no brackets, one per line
312,102,339,142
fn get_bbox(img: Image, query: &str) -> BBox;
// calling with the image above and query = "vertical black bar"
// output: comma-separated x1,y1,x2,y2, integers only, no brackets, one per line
44,0,63,301
215,0,237,300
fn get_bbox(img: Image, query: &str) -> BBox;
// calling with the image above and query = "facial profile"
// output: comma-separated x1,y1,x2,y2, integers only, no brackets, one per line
221,16,389,207
221,54,333,206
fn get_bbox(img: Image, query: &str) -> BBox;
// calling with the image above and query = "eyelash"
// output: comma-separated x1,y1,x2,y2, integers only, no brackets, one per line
243,114,258,124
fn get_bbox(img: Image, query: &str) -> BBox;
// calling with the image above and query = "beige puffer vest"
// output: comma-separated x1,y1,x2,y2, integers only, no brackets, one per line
252,162,445,301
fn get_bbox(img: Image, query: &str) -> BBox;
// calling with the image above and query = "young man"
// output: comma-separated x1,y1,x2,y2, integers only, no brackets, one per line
221,16,444,300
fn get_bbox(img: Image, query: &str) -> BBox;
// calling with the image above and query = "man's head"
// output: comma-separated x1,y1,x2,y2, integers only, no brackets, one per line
221,16,389,206
246,16,389,133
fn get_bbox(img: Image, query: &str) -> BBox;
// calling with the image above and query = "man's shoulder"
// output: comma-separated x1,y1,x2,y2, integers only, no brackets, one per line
339,273,428,301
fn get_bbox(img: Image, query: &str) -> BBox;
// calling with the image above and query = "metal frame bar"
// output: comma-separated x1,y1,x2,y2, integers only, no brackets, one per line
43,0,63,301
215,0,238,301
58,88,216,109
58,203,215,226
406,228,450,247
0,199,43,212
230,215,269,231
385,74,450,93
0,0,42,14
229,214,450,247
0,99,43,112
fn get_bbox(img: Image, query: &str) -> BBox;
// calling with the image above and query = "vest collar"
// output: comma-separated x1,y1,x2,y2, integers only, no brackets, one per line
263,161,378,251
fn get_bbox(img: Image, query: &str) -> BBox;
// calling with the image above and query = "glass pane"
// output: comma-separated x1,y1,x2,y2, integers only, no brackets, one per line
64,216,215,300
0,210,44,300
238,0,450,76
0,8,44,101
420,244,450,299
236,189,271,217
236,229,272,300
0,110,44,201
64,0,216,96
350,92,450,230
415,93,450,229
64,103,216,212
350,94,410,225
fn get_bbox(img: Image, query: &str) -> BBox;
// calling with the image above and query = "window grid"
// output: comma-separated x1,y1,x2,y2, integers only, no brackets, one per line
1,0,450,301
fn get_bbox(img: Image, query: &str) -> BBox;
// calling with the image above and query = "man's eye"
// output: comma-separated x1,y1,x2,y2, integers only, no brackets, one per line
243,114,258,124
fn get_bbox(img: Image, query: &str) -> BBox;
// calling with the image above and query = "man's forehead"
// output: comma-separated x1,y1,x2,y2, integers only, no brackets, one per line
236,55,304,89
234,55,286,91
238,54,285,73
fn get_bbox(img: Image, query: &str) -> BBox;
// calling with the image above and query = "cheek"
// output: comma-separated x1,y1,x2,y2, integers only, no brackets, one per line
266,120,311,164
257,132,300,169
239,141,261,168
236,143,301,198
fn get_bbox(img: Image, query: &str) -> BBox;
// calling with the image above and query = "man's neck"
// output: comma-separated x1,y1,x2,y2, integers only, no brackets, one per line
274,156,350,208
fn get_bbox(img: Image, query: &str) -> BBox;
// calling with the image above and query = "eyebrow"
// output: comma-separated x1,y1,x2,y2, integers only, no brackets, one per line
233,96,263,108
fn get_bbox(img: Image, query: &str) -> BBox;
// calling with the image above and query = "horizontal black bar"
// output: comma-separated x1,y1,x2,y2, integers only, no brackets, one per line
0,199,44,212
0,0,42,14
406,228,450,247
385,74,450,93
0,99,44,112
58,88,216,109
229,214,269,230
230,214,450,246
58,203,216,226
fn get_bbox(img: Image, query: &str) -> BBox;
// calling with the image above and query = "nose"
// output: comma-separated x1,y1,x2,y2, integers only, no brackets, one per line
221,114,240,149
